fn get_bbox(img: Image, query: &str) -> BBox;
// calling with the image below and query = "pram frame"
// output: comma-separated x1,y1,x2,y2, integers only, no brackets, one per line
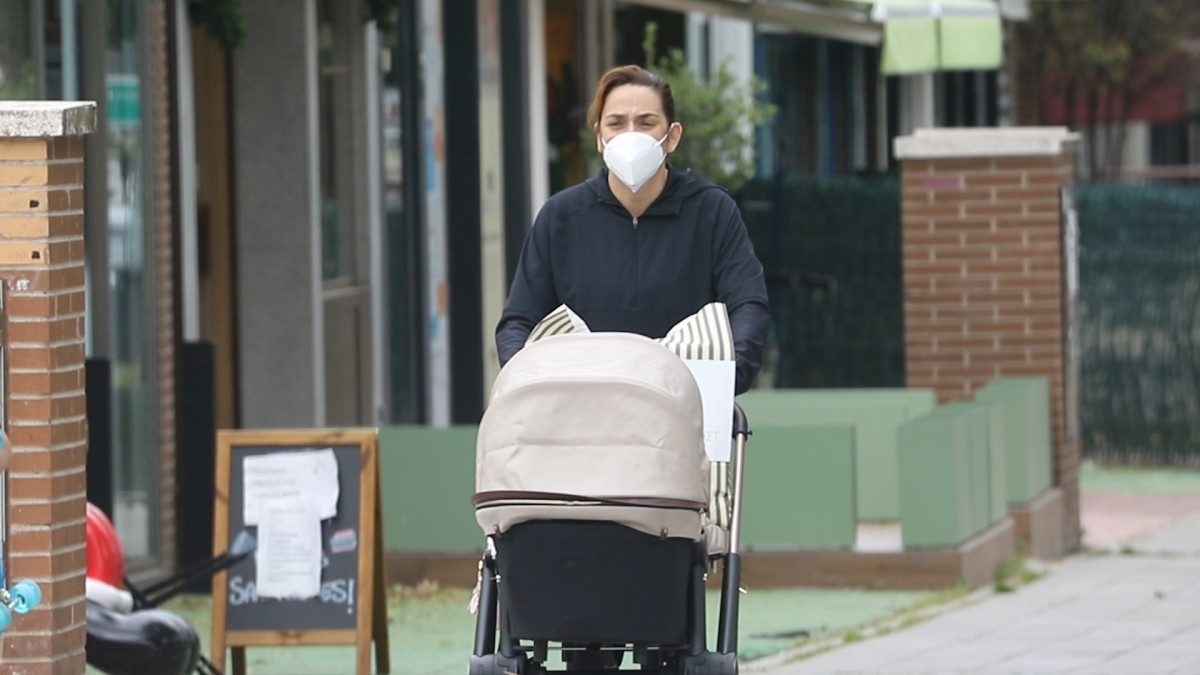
469,405,750,675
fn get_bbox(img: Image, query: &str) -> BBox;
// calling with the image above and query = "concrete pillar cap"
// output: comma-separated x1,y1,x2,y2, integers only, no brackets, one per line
0,101,97,138
895,126,1080,160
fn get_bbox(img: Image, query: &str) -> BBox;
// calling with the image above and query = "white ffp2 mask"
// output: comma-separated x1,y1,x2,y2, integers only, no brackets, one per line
601,127,674,193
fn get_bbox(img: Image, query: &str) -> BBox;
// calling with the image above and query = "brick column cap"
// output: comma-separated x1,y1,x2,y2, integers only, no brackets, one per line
895,126,1080,160
0,101,97,138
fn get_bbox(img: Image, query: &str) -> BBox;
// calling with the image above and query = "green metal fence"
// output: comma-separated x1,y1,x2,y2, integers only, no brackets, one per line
1077,182,1200,465
740,176,905,389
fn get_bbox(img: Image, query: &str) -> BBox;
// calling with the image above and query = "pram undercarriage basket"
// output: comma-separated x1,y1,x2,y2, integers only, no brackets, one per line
469,333,749,674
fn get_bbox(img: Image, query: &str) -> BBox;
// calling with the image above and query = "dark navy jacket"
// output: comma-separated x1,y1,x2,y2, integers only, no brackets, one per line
496,166,770,394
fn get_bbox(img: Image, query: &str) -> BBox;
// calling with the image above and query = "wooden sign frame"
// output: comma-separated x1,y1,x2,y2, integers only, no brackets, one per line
211,428,389,675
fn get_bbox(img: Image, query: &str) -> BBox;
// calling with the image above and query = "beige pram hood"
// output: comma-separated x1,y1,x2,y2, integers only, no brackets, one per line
475,332,709,538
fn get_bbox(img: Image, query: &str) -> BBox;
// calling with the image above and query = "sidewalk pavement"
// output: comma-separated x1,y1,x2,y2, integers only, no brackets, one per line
750,494,1200,674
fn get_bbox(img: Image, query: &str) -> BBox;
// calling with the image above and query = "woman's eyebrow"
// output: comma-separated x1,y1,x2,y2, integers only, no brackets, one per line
603,111,662,122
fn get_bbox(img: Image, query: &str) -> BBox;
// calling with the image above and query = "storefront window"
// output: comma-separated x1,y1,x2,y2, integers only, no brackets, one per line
545,0,585,194
380,3,423,423
319,0,356,283
106,0,157,561
2,0,157,561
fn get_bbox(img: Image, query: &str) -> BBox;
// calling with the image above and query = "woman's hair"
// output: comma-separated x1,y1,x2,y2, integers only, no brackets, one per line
586,65,676,129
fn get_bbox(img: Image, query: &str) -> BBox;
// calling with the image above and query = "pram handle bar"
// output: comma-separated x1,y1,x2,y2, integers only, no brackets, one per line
727,403,749,557
717,403,750,657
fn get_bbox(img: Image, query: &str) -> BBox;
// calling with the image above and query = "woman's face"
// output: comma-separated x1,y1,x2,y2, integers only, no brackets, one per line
595,84,681,152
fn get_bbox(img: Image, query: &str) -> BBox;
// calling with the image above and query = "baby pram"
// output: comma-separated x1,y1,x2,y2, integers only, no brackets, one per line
469,332,749,674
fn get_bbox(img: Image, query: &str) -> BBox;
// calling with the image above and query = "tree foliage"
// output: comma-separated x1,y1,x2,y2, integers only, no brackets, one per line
188,0,247,50
1016,0,1200,178
639,22,777,193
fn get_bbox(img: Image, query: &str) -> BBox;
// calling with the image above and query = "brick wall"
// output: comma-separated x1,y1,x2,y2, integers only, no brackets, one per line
898,128,1082,552
0,104,95,674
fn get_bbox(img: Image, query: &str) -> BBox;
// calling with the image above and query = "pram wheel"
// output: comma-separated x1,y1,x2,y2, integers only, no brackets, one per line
469,652,540,674
679,651,738,675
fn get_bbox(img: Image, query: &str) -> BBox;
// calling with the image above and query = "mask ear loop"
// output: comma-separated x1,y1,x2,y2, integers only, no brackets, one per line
660,122,680,153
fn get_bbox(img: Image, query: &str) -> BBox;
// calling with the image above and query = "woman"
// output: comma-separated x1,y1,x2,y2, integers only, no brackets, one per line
496,65,770,394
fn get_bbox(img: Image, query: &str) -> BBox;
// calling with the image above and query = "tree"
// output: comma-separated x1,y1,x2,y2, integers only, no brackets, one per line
643,23,776,193
1017,0,1200,179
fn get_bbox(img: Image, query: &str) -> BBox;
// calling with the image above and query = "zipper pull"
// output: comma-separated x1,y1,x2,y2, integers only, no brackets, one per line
632,217,639,229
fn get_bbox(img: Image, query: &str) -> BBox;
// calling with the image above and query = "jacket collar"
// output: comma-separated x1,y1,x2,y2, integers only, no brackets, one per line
591,165,691,217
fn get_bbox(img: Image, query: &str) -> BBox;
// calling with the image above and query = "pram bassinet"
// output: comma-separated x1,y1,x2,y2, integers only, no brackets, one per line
470,332,746,675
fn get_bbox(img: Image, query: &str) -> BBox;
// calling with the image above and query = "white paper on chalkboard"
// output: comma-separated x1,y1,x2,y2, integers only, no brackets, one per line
243,448,339,526
255,498,322,599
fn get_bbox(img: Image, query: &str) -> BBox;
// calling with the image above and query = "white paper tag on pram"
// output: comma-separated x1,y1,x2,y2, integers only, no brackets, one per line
682,359,735,461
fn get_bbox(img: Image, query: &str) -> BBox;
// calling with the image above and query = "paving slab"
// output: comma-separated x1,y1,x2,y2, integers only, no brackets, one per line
756,490,1200,674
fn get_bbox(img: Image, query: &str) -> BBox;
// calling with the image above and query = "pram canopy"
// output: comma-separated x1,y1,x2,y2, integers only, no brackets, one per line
475,332,709,539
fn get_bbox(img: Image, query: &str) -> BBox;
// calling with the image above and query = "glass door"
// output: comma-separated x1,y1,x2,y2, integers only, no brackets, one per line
105,0,158,563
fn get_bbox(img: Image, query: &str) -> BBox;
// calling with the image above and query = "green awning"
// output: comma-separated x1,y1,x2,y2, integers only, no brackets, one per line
853,0,1003,75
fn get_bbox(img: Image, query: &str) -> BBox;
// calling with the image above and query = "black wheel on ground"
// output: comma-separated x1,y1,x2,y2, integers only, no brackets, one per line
469,653,533,674
679,651,738,675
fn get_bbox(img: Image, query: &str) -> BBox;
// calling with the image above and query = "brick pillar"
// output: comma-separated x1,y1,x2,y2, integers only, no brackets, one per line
0,102,96,674
896,127,1083,553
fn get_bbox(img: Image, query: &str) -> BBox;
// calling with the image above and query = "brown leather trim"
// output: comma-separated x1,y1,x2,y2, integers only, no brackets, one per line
472,490,704,511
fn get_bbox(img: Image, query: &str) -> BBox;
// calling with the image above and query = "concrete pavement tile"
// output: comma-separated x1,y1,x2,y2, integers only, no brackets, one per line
985,645,1118,674
1120,601,1200,633
1086,642,1200,674
985,617,1097,643
1166,652,1200,674
1154,625,1200,649
763,636,949,673
1076,619,1188,644
1128,511,1200,556
882,638,1033,672
758,539,1200,674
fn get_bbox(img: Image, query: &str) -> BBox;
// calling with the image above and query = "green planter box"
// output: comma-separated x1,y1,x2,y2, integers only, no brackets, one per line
943,401,1009,533
739,389,936,520
379,425,482,552
897,410,974,548
974,377,1053,505
741,425,857,550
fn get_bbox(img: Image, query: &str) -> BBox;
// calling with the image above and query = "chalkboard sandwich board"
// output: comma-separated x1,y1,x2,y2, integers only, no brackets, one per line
211,428,389,675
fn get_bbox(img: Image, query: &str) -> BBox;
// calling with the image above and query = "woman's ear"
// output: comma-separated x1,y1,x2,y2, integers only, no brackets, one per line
665,122,684,153
594,123,604,154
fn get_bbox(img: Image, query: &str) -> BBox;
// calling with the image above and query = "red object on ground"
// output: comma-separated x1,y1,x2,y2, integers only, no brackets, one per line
86,503,125,588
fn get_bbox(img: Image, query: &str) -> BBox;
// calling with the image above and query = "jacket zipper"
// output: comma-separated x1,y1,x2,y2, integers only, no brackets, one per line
632,217,640,309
